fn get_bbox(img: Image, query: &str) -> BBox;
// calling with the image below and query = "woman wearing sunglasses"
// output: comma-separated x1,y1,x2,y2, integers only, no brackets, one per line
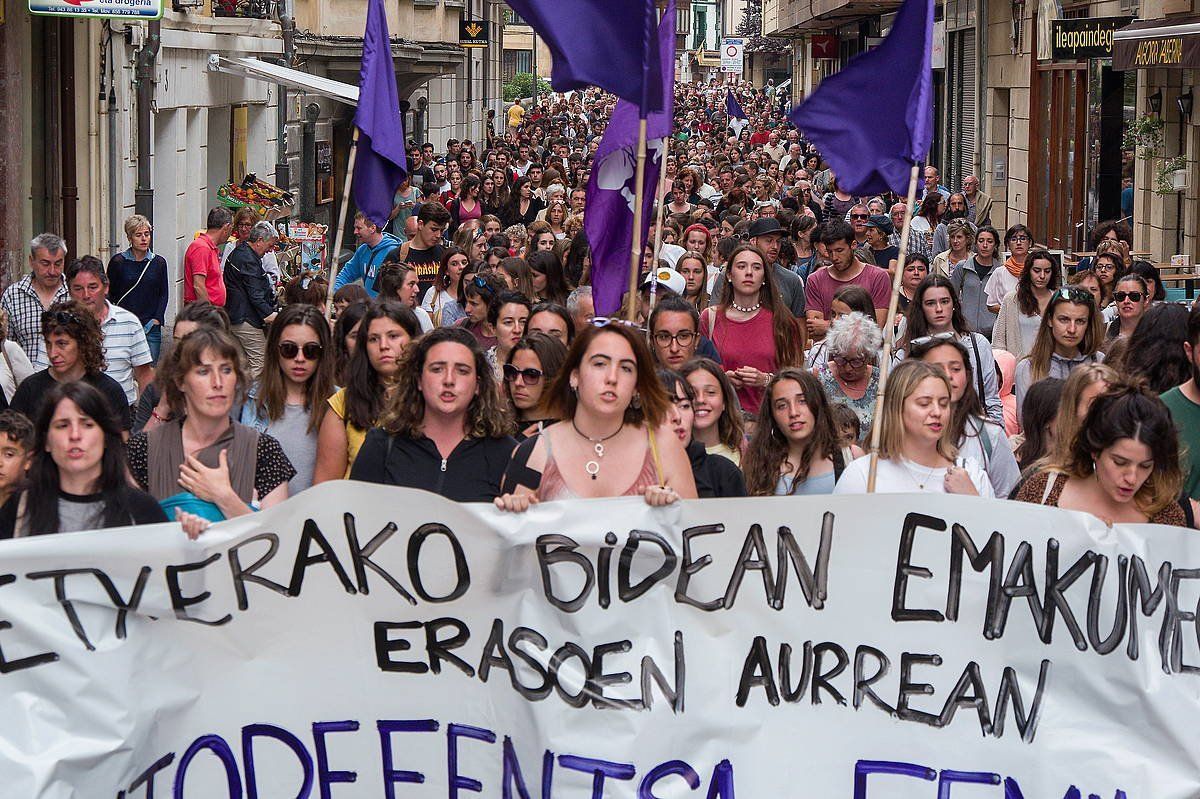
1014,285,1106,422
504,332,568,440
240,304,335,494
1105,274,1149,342
455,271,505,349
495,320,697,511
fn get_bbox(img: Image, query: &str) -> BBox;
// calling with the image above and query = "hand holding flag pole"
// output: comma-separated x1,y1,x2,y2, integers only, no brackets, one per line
788,0,934,492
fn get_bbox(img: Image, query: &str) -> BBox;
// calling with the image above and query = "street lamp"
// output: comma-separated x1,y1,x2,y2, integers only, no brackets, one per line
1148,90,1163,115
1178,89,1194,120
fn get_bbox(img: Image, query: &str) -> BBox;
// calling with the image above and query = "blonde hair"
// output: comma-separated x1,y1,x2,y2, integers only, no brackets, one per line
123,214,152,240
875,360,958,461
1044,363,1119,467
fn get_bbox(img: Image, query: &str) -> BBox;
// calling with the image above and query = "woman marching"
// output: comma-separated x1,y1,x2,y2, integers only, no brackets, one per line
742,369,862,496
495,320,697,510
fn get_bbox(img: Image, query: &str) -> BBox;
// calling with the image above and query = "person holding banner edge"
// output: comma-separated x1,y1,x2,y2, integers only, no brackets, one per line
497,320,696,510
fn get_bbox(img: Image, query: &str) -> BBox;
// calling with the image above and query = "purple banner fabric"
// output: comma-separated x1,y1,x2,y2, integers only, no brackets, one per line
352,0,408,230
788,0,934,196
583,0,675,316
505,0,663,114
726,90,747,120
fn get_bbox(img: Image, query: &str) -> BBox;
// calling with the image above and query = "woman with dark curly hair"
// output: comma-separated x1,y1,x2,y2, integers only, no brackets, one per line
10,300,131,430
1116,303,1191,393
350,327,516,502
1015,381,1187,525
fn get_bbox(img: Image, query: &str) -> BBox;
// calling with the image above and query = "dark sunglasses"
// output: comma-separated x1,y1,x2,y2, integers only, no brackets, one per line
47,310,83,327
1113,291,1144,303
278,341,324,360
503,364,544,383
850,214,870,220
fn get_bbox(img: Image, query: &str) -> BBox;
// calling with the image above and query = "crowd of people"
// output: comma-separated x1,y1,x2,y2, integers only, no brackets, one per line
0,78,1196,541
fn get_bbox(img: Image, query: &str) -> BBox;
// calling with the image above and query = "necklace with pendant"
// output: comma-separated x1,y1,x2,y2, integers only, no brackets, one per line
903,458,938,490
572,419,624,480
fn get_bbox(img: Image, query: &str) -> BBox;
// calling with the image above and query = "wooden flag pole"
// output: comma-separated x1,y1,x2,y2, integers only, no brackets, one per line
866,162,921,493
648,137,670,317
325,127,361,320
625,118,650,322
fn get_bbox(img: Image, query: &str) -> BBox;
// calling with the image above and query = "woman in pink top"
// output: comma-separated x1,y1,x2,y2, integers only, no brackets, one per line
495,321,697,510
700,244,805,416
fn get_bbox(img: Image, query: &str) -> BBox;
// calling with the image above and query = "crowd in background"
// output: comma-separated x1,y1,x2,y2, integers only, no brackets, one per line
0,77,1196,541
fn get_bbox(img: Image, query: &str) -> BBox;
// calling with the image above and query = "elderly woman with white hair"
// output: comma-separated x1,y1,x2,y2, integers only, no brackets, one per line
224,220,280,377
815,311,883,443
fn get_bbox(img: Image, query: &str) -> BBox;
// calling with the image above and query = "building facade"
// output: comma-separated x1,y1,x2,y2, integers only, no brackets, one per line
0,0,503,319
765,0,1199,261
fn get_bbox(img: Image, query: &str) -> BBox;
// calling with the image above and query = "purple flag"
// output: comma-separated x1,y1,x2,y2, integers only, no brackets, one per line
788,0,934,196
725,90,747,120
584,0,675,316
505,0,663,113
352,0,408,230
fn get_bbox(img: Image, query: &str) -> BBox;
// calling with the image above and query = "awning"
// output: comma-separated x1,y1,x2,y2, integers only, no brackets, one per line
1113,15,1200,69
207,55,359,105
696,50,722,67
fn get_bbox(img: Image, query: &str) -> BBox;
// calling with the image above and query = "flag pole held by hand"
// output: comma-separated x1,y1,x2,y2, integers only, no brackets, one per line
326,128,361,321
866,162,920,493
625,118,649,321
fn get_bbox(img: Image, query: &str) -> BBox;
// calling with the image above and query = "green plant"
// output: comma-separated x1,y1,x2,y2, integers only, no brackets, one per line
503,72,552,103
1122,114,1184,195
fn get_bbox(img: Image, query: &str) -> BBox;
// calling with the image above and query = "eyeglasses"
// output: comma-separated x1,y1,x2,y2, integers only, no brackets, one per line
503,364,544,383
278,341,324,360
1113,291,1144,303
653,330,698,348
909,332,957,348
1008,235,1031,243
850,214,870,220
832,355,869,369
1093,262,1116,272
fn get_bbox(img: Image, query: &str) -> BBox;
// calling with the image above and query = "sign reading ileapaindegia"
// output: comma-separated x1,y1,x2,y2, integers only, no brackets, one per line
0,483,1198,796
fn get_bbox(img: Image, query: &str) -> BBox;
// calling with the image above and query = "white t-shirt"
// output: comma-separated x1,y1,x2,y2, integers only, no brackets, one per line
833,454,994,497
984,268,1019,308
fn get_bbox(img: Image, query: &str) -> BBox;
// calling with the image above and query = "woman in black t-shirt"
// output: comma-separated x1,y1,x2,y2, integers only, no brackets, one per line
0,382,166,539
9,300,131,430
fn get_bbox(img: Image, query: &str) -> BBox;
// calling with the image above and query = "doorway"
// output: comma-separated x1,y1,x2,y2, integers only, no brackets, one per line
1030,64,1087,250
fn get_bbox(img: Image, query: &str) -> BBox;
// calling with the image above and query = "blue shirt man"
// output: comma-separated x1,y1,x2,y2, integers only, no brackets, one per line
333,213,402,298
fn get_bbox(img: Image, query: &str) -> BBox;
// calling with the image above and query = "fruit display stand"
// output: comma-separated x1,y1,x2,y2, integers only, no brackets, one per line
217,173,296,221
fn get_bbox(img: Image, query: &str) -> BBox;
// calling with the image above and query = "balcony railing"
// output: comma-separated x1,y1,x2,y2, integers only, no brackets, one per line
212,0,272,19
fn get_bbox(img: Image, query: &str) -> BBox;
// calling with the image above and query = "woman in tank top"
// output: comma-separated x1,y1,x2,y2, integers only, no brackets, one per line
496,320,697,510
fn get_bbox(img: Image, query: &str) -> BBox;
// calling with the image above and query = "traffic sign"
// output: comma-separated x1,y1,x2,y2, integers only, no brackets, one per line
721,37,744,73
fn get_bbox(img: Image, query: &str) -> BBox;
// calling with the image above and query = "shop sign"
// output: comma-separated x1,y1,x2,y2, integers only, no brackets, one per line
1113,16,1200,70
459,19,488,48
29,0,161,18
810,34,837,59
1051,17,1133,60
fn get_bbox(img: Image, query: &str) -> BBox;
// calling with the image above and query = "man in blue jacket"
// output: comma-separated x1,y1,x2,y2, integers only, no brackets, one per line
333,212,401,298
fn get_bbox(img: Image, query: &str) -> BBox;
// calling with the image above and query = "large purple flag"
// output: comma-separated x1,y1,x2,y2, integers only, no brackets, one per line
352,0,407,230
583,0,675,316
505,0,663,114
725,90,747,120
788,0,934,195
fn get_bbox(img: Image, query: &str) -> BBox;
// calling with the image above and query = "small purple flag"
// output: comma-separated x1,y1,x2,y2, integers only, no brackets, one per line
352,0,408,230
505,0,664,114
788,0,934,196
584,0,675,316
725,90,747,120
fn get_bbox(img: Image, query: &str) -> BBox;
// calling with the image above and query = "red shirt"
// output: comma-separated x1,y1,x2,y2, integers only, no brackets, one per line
183,233,225,306
749,130,770,146
700,307,778,416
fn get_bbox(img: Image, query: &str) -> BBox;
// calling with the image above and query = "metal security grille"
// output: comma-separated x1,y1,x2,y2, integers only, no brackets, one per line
945,29,977,190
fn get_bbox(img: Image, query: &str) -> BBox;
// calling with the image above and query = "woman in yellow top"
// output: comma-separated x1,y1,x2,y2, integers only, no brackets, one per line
314,301,421,481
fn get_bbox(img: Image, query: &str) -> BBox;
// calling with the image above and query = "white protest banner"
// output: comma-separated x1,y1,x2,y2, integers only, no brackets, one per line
1,482,1199,797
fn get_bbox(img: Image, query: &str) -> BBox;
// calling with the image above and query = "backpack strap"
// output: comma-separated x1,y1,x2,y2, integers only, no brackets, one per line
966,333,988,408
